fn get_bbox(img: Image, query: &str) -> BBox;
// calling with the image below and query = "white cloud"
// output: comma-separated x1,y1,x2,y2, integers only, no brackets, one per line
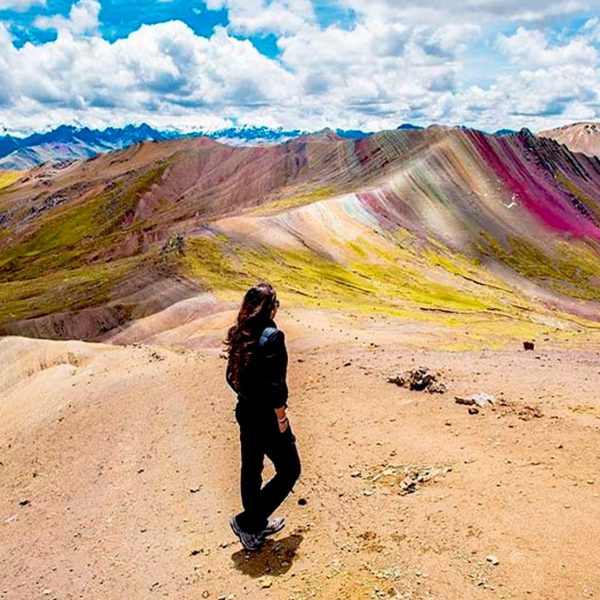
456,60,600,133
459,26,600,130
501,66,597,116
498,27,598,67
34,0,100,35
338,0,593,25
0,0,45,10
0,24,16,105
206,0,316,35
0,0,598,134
0,18,297,131
275,16,476,129
582,17,600,42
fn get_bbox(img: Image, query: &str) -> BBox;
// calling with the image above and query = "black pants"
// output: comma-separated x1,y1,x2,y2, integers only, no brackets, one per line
234,401,301,534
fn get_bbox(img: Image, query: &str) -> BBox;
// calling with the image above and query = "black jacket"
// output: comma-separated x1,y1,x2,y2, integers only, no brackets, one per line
226,318,289,410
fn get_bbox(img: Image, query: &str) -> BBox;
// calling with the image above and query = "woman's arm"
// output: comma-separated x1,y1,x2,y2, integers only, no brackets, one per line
262,329,289,426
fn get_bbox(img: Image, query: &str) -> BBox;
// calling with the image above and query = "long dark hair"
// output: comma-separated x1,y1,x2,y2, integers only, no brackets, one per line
225,282,278,391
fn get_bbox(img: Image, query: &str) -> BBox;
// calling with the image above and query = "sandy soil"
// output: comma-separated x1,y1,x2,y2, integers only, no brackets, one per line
1,308,600,600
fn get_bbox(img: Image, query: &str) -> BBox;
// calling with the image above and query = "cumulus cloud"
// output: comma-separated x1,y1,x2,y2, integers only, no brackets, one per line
0,16,298,132
498,27,598,67
491,27,600,123
477,66,598,118
453,25,600,132
0,24,16,106
0,0,598,133
34,0,100,35
0,0,45,10
274,15,479,130
205,0,316,35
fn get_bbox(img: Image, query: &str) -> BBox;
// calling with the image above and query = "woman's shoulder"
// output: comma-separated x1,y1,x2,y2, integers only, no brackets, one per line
259,322,285,347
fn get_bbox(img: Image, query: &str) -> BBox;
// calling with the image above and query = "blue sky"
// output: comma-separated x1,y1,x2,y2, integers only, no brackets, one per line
1,0,228,46
0,0,598,134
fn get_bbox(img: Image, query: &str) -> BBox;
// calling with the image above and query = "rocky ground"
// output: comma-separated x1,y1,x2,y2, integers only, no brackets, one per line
1,308,600,599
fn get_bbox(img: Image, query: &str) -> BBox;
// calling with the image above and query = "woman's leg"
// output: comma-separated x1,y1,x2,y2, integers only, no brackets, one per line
255,422,301,521
235,417,269,534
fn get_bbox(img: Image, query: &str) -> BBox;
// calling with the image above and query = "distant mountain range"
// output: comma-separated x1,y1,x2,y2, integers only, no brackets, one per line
1,120,598,172
0,122,439,170
0,123,372,170
0,124,179,170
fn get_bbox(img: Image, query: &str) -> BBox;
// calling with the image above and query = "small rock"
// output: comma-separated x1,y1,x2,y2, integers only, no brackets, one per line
350,470,361,478
523,341,535,351
519,405,543,420
298,497,307,506
428,382,447,394
486,555,500,566
455,396,475,406
387,366,446,393
456,392,495,407
473,392,496,407
190,486,201,493
372,467,395,481
468,407,479,415
259,577,272,588
399,477,416,493
18,499,30,507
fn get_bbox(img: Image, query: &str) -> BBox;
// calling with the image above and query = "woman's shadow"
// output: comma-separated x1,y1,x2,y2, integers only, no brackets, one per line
231,533,303,577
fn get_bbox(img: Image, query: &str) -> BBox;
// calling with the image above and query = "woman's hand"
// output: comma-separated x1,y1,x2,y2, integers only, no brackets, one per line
275,406,289,433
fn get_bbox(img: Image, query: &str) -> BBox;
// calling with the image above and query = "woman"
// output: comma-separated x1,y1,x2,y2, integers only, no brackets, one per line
225,282,301,551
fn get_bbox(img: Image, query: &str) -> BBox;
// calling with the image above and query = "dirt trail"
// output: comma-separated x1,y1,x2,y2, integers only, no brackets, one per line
1,310,600,599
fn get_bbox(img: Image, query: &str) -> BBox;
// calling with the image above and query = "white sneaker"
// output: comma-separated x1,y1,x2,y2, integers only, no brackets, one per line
260,516,286,538
230,516,264,551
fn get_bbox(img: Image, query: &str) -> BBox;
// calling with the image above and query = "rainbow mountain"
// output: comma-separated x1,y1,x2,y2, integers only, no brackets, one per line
1,125,599,344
